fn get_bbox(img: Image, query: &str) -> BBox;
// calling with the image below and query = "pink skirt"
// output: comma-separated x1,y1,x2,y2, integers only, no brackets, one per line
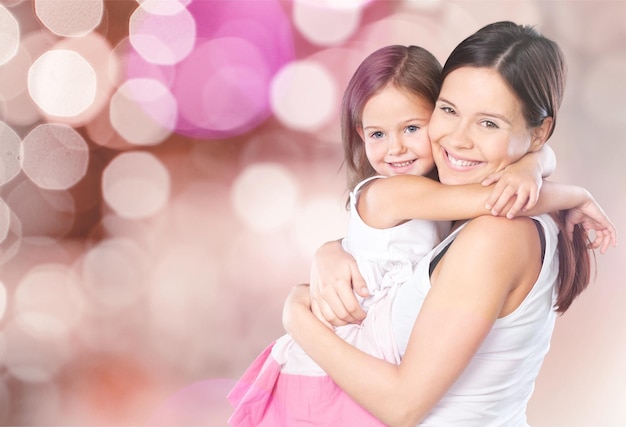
227,342,386,427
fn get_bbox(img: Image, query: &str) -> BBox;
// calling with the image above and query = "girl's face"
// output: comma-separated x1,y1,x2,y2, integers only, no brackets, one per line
358,84,434,178
428,66,545,185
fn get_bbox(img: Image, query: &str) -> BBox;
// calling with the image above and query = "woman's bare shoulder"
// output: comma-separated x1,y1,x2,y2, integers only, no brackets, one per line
452,215,543,263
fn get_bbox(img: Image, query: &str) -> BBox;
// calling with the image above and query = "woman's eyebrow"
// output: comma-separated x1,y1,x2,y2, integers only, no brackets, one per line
438,97,512,124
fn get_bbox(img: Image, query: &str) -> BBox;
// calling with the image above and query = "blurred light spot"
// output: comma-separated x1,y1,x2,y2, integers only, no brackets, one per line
1,88,41,127
14,263,83,340
231,163,299,232
550,3,626,53
34,0,103,37
81,238,148,311
401,0,443,11
174,37,270,136
305,46,369,143
581,54,626,128
0,379,10,424
115,36,177,90
0,0,23,6
5,382,60,425
0,4,19,65
0,281,6,322
9,28,57,93
3,320,73,383
361,13,449,62
110,78,176,146
6,180,74,238
28,49,96,117
0,199,21,265
271,60,337,131
223,231,308,294
0,121,21,185
293,0,363,46
0,30,54,127
293,196,349,258
0,44,30,101
146,378,237,426
129,0,196,65
22,123,89,190
137,0,190,14
85,104,135,151
147,244,220,368
51,32,117,126
102,151,170,219
0,199,9,243
126,0,294,139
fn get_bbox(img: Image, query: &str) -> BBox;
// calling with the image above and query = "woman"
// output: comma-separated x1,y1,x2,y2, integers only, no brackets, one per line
282,21,617,426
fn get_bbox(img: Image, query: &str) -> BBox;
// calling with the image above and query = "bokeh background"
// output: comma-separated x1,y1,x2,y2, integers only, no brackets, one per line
0,0,624,426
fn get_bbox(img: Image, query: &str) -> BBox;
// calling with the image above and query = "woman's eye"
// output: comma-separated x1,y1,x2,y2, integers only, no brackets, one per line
481,120,499,129
439,106,454,114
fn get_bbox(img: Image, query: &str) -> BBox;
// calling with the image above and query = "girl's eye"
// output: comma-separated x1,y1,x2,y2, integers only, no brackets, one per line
369,131,384,139
405,125,419,134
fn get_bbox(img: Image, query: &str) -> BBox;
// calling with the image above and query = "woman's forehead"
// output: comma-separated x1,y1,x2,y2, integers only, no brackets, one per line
440,67,524,120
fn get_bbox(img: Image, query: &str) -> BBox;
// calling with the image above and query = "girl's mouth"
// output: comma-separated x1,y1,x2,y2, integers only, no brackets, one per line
388,159,416,168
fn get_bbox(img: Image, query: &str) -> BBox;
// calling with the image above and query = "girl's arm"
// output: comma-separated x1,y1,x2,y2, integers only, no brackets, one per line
287,217,542,426
321,180,616,326
361,175,613,239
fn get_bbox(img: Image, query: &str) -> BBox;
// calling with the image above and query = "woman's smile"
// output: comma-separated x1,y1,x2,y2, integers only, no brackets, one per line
443,148,482,168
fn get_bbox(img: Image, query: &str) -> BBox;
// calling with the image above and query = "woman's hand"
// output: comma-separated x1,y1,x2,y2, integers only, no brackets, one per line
310,240,368,327
564,197,618,254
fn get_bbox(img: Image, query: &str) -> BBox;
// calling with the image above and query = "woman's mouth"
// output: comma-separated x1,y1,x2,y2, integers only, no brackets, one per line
445,149,481,168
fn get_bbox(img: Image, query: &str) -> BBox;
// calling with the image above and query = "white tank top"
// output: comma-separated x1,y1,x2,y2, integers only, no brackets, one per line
391,214,560,426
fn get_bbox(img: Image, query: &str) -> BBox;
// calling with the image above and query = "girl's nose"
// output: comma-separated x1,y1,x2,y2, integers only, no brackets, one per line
387,134,407,155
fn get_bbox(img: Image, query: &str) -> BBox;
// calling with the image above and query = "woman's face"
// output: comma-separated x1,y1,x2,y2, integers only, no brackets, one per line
358,84,434,178
428,66,540,185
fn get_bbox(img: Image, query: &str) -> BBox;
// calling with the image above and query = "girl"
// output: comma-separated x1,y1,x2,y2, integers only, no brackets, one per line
229,42,615,426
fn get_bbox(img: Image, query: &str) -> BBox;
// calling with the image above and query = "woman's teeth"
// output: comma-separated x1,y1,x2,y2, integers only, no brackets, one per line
447,152,480,167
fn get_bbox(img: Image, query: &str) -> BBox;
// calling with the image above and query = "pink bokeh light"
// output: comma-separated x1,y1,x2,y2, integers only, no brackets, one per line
126,0,295,140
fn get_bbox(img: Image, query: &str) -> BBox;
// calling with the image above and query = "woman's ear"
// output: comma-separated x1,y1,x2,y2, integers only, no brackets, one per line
530,117,554,151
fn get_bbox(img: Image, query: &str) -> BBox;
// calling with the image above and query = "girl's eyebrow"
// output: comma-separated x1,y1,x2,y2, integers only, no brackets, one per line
362,117,428,131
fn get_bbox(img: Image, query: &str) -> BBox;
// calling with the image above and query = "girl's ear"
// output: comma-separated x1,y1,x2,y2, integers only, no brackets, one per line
530,117,553,152
357,126,365,142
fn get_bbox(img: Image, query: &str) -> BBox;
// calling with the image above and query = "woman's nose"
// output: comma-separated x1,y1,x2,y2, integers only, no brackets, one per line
446,121,473,149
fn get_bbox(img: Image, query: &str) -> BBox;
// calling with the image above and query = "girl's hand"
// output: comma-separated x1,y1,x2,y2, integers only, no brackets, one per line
482,164,542,219
564,198,618,254
310,240,368,327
